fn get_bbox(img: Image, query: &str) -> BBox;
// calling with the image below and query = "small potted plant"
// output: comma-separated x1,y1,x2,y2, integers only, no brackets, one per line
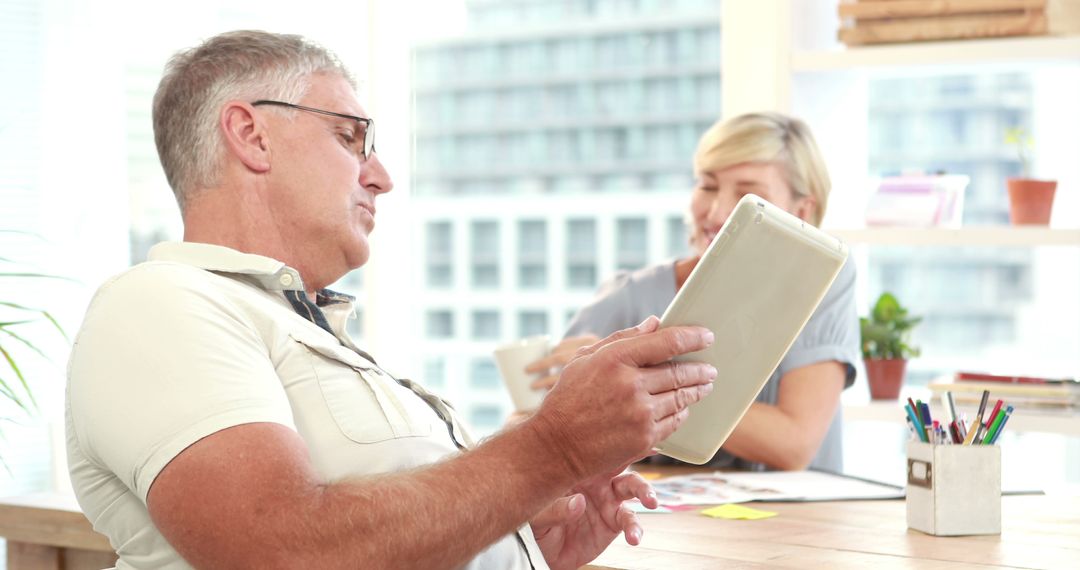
1005,127,1057,225
860,292,921,400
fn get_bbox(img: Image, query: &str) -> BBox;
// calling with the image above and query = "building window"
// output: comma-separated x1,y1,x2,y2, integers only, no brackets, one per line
426,221,453,288
424,357,446,389
471,220,500,288
566,219,597,289
519,311,548,338
469,404,503,430
472,310,501,340
426,310,454,339
347,308,364,340
616,217,648,271
667,215,688,257
470,358,502,389
518,219,547,289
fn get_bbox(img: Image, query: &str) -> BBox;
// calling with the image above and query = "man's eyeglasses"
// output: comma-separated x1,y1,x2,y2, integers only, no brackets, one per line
252,100,375,160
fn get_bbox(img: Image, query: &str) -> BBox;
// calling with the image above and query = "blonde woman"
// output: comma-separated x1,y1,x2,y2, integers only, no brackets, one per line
529,112,859,472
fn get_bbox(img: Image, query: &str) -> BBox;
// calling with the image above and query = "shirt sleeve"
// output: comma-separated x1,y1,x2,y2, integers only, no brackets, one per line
775,258,861,388
67,264,296,502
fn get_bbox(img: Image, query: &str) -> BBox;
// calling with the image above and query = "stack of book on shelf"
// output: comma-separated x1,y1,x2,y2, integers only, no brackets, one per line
928,371,1080,411
838,0,1049,46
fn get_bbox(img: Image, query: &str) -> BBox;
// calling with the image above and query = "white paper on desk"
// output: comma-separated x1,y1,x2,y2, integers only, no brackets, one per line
709,470,904,502
651,470,903,507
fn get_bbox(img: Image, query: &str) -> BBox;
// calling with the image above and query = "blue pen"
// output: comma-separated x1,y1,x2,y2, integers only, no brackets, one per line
919,402,933,441
905,403,928,443
989,405,1015,444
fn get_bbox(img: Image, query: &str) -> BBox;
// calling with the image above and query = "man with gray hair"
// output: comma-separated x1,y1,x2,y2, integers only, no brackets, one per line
66,30,716,569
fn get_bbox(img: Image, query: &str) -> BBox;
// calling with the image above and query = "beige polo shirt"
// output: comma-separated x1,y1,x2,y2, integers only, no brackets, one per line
66,242,545,569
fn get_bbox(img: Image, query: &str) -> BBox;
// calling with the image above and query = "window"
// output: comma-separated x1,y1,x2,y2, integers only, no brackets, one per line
616,218,648,271
518,220,547,289
471,220,500,288
472,310,501,340
426,310,454,339
424,357,446,389
519,311,548,338
469,358,501,389
426,221,453,288
667,215,688,257
347,308,364,340
469,404,503,431
566,219,597,289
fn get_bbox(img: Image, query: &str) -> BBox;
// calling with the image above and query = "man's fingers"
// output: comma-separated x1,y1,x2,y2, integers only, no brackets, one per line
613,325,714,368
611,472,657,509
530,494,585,532
615,503,642,545
653,407,692,444
641,361,717,395
648,383,714,421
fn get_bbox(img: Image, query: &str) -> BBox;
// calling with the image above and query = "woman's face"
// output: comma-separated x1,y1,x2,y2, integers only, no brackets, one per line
688,162,814,256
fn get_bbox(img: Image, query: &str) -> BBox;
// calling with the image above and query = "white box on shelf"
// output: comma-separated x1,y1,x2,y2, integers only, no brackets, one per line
906,441,1001,536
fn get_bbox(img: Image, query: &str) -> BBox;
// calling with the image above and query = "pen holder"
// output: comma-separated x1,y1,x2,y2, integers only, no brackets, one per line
905,441,1001,536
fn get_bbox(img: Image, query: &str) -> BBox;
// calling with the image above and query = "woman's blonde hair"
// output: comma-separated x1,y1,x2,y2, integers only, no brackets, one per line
693,112,831,227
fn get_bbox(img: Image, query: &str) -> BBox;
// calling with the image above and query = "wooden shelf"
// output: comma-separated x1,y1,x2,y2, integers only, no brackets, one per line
844,400,1080,436
793,34,1080,73
827,227,1080,247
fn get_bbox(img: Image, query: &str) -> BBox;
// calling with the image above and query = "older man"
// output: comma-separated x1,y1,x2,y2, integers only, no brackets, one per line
66,30,716,569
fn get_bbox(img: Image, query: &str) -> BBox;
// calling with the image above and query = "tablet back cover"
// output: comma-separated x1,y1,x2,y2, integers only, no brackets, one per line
655,195,848,464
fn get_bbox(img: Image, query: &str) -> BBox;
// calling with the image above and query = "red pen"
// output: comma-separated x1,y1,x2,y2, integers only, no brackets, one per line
985,399,1004,428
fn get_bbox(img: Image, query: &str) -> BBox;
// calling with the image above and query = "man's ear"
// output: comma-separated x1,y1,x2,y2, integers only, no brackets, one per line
220,102,271,174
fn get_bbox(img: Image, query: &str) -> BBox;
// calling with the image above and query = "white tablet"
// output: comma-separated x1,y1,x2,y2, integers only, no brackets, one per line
656,194,849,465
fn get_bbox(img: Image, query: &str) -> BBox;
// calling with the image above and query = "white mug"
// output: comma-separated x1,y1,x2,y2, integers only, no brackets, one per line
493,335,550,411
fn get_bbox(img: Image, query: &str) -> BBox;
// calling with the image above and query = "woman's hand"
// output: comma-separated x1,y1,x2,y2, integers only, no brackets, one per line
524,335,599,391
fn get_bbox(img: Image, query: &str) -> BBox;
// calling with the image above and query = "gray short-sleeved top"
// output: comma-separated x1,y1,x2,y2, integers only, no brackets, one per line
564,257,860,473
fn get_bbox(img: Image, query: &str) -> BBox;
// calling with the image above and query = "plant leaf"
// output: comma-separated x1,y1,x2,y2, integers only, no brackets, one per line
0,271,78,283
0,344,37,411
0,327,50,360
0,373,31,415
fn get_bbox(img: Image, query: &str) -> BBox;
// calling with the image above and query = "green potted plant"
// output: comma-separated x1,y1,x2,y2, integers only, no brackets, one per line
860,292,921,400
1004,127,1057,225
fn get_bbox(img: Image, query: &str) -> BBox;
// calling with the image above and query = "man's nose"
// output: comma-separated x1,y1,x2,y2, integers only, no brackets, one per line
361,153,394,195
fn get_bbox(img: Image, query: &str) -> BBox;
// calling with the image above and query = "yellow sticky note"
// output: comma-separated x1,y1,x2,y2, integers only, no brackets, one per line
701,504,777,520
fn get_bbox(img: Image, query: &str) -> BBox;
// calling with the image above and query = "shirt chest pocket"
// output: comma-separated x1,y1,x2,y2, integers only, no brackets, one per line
288,329,433,444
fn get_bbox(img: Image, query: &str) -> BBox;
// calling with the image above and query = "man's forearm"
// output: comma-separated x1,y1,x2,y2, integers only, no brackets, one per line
277,419,577,568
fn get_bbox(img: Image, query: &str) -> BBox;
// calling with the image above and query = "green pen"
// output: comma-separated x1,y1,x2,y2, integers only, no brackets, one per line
983,405,1008,445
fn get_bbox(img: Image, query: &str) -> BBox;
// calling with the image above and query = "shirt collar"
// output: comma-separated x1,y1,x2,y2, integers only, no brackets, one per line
147,241,306,294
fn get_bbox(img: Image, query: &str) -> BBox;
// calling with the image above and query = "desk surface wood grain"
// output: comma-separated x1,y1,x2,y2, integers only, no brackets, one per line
587,495,1080,569
4,488,1078,569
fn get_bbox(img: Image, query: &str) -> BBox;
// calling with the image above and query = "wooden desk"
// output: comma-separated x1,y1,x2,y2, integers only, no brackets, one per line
3,489,1077,569
0,494,117,570
587,494,1080,569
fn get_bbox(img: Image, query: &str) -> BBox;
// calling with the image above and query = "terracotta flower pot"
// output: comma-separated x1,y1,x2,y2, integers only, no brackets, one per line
864,358,907,400
1007,178,1057,225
